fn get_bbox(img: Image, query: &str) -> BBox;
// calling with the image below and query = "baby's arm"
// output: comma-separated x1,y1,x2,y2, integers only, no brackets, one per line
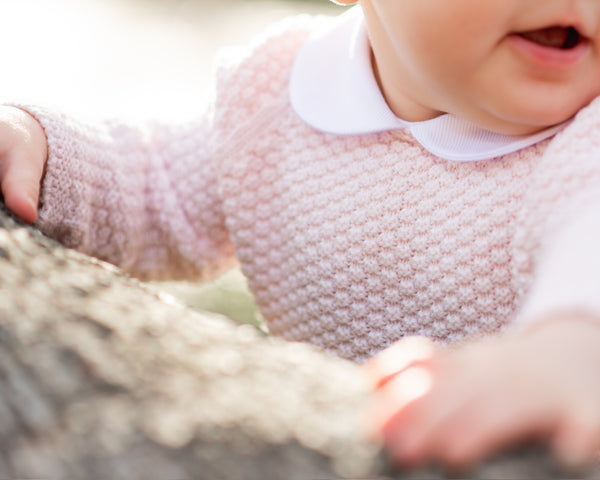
0,106,47,224
0,101,236,281
366,315,600,470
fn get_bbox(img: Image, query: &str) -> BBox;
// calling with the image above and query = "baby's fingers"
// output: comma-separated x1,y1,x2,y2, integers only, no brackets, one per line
0,107,48,223
1,155,43,223
364,336,436,390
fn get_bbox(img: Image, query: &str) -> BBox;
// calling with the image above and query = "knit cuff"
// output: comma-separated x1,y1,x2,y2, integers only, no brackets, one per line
516,202,600,331
14,104,94,250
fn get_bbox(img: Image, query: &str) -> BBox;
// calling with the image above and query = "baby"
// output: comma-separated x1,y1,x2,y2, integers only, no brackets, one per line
1,0,600,471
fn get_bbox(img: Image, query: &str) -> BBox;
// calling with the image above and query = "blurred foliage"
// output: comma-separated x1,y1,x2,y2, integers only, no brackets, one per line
157,269,266,331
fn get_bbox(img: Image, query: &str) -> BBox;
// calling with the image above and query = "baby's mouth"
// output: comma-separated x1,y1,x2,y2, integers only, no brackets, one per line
508,24,590,69
517,26,583,50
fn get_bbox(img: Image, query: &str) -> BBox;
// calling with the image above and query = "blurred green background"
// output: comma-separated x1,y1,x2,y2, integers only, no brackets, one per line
0,0,339,117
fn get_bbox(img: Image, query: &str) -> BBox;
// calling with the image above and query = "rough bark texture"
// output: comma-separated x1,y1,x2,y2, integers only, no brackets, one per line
0,204,598,479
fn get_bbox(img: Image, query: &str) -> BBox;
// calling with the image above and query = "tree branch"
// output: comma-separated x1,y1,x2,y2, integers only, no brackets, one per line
0,205,596,479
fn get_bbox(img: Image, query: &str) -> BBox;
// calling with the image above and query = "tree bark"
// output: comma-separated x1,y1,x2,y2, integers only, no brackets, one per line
0,204,597,479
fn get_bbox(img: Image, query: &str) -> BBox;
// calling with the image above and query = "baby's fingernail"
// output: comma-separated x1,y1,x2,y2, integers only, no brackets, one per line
24,196,38,222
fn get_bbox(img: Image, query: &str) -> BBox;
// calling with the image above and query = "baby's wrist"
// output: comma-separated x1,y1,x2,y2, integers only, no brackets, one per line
517,309,600,344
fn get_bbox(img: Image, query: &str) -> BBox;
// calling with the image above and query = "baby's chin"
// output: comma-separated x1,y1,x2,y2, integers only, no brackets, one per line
487,88,600,135
487,119,568,136
475,103,585,136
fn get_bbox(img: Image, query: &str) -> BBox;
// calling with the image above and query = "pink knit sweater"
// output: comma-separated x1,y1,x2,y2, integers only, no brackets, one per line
22,15,600,361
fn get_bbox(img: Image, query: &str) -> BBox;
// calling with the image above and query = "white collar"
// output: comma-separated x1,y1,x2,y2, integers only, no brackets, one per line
289,7,567,162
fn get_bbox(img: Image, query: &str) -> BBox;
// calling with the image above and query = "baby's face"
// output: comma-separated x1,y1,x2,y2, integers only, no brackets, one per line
360,0,600,134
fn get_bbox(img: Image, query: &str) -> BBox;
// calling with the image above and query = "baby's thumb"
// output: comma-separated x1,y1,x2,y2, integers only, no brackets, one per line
1,155,43,223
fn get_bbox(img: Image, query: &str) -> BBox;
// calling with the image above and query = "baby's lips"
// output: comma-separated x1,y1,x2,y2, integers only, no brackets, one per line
518,26,580,49
507,30,590,70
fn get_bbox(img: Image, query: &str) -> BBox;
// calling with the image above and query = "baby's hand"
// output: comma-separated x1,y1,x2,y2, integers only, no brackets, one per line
365,318,600,471
0,106,47,223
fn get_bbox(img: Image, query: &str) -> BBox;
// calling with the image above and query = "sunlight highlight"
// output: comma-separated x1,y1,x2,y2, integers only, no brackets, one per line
369,336,435,389
388,366,434,410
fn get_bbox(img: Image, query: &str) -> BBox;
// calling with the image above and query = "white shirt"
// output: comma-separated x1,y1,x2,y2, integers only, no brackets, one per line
289,7,567,162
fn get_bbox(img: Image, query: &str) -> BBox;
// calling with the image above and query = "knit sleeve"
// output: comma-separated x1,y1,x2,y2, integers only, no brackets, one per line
20,104,236,281
513,97,600,328
14,13,323,281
